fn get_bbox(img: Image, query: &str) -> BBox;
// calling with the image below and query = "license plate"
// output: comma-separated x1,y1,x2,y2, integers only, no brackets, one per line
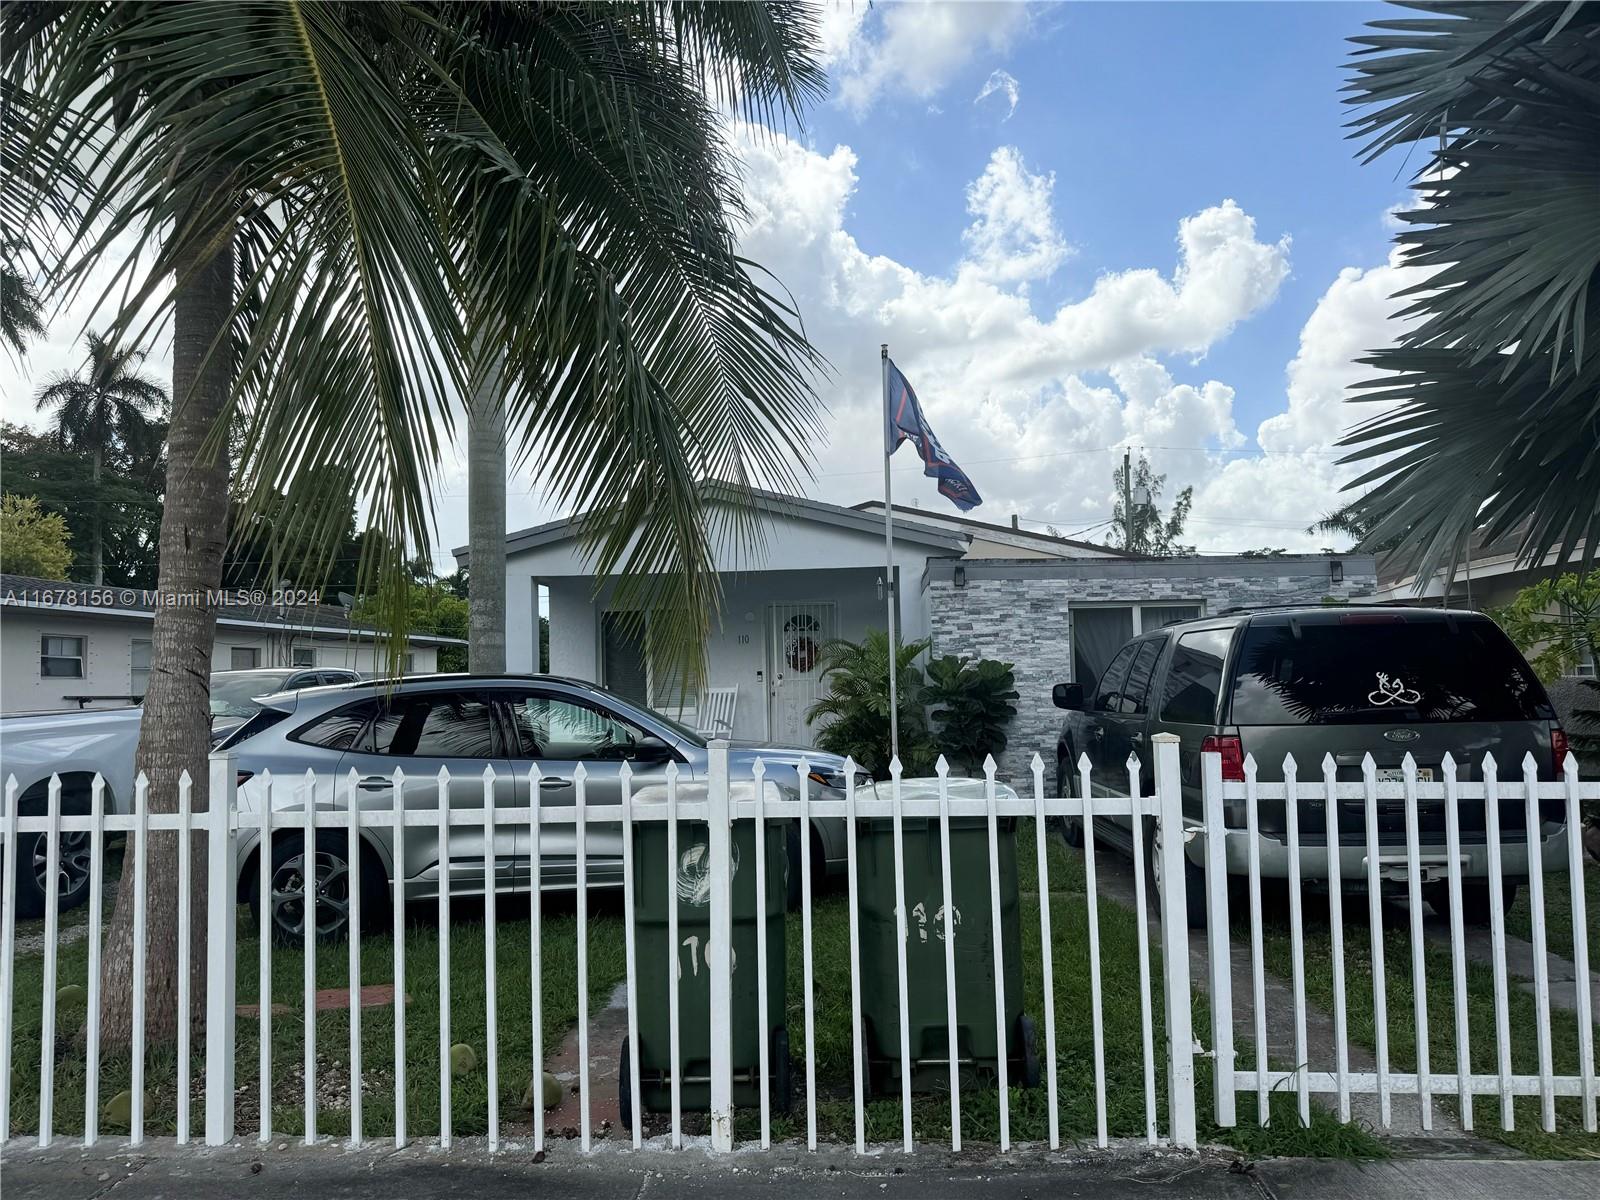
1376,766,1434,783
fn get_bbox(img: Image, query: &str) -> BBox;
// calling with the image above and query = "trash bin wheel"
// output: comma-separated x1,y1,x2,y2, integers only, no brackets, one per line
771,1026,794,1116
1016,1013,1041,1088
618,1035,635,1132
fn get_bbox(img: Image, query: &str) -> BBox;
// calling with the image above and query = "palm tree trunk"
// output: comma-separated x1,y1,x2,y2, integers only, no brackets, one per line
467,346,507,673
90,441,103,586
95,228,234,1051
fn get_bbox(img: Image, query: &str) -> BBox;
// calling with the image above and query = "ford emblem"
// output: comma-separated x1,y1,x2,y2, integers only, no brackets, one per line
1383,728,1420,744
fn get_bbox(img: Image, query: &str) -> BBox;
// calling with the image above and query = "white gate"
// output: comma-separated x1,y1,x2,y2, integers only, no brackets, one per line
1197,750,1596,1136
766,602,835,744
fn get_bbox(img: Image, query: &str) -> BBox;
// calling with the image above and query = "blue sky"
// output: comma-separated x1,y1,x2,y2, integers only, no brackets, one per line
812,1,1403,458
700,0,1433,554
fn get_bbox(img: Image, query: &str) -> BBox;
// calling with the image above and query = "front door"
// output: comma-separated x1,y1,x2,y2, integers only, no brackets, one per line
767,602,836,746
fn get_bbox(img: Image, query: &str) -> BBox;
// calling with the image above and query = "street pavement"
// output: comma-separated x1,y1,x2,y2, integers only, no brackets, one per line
5,1139,1600,1200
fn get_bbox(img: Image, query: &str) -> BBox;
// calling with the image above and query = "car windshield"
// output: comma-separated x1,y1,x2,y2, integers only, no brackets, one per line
210,670,299,718
1227,617,1554,726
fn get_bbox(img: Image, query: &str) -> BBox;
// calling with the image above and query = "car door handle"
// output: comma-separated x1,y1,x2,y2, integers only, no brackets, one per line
1090,726,1106,739
357,775,392,792
1129,730,1146,743
537,777,573,790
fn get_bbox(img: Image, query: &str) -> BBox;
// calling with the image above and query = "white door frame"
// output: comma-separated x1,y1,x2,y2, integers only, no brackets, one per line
765,601,838,747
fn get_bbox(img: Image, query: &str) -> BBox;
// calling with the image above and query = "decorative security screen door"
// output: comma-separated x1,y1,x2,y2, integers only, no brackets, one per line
767,602,837,745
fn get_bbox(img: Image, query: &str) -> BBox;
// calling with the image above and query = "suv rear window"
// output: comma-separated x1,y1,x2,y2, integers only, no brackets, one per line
1227,616,1553,726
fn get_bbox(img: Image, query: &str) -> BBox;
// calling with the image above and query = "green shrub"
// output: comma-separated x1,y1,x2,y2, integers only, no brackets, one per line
804,631,935,776
921,654,1019,774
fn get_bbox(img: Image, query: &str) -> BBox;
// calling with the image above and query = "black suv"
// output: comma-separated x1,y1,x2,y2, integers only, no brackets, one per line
1052,606,1569,924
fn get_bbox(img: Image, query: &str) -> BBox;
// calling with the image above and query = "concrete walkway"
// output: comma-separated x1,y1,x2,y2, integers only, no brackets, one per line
6,1139,1600,1200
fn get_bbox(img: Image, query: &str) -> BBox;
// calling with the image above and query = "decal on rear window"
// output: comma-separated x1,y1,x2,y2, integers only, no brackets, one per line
1367,673,1422,707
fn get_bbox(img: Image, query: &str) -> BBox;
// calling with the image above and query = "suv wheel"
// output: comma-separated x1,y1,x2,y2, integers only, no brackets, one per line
13,782,97,919
1056,753,1084,848
1423,879,1518,927
1148,823,1208,929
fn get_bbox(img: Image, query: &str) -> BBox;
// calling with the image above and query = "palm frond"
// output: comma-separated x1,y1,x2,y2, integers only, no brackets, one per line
1340,2,1600,578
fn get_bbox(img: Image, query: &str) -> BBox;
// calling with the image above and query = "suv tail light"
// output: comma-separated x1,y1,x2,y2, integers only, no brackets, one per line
1552,727,1569,775
1202,733,1246,782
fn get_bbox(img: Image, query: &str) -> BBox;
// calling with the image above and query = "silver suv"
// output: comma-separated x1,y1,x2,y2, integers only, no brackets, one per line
217,674,857,940
1053,606,1569,925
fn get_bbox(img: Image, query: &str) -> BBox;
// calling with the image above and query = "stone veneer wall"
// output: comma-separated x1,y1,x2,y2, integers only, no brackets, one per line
925,557,1378,782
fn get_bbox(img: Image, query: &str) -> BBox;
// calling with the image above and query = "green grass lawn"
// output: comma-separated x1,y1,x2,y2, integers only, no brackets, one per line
1237,875,1600,1159
6,891,628,1143
1504,856,1598,975
7,827,1380,1156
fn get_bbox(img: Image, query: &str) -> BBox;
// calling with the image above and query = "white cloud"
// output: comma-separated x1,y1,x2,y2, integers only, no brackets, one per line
1188,248,1430,549
728,124,1305,545
0,232,173,433
974,68,1020,120
831,0,1029,116
958,146,1069,287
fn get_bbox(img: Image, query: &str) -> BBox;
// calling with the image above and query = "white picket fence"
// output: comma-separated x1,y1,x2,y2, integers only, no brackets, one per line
1198,749,1597,1137
0,735,1594,1155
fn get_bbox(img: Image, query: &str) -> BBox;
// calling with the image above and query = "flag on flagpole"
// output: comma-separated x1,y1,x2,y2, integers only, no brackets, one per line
884,360,982,511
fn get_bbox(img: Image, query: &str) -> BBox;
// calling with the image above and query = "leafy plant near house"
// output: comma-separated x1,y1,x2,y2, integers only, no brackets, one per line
805,631,936,777
1493,571,1600,682
0,493,73,579
352,581,470,673
920,654,1020,774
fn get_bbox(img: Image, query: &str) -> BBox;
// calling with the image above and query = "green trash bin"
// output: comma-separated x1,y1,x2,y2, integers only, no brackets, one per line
619,782,791,1130
856,777,1040,1095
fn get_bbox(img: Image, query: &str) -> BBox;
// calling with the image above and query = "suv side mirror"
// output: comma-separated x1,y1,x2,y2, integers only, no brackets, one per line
1052,682,1085,710
626,734,676,764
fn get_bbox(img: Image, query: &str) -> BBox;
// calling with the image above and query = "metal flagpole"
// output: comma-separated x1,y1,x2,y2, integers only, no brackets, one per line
881,344,900,763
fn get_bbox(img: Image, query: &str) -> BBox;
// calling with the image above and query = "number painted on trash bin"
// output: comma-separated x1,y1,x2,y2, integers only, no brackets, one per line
909,900,961,943
677,934,737,979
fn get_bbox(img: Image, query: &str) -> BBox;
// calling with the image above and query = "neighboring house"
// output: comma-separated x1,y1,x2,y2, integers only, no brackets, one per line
461,486,1378,778
0,573,467,714
851,501,1131,561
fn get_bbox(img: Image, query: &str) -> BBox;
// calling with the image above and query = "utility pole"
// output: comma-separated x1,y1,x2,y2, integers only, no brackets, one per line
1121,450,1134,552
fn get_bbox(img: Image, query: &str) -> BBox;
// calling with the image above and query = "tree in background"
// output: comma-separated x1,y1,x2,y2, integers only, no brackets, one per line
0,494,73,578
1339,3,1600,581
1111,454,1194,556
34,332,168,584
353,581,468,672
1494,571,1600,682
0,421,165,587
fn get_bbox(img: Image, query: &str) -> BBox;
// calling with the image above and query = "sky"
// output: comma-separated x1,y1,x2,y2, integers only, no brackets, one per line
1,1,1429,573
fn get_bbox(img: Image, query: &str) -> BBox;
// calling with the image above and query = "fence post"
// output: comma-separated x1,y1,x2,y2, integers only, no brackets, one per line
1153,734,1197,1148
1201,750,1235,1127
205,751,238,1146
707,739,734,1151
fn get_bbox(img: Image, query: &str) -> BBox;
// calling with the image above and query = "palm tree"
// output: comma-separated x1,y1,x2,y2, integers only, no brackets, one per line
1,259,44,356
1339,3,1600,580
34,331,168,584
6,2,825,1051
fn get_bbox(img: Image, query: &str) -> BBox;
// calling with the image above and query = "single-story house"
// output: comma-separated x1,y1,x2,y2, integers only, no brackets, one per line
458,486,1378,779
0,573,467,715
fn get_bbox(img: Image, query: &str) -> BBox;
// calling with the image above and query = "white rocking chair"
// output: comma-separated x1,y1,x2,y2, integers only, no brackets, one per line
696,685,738,739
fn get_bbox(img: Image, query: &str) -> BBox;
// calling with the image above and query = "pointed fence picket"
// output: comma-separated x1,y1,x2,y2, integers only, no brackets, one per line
2,736,1591,1159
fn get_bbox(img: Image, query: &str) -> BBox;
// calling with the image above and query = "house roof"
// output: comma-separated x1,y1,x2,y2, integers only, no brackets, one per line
0,573,467,645
850,501,1135,558
454,482,969,564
